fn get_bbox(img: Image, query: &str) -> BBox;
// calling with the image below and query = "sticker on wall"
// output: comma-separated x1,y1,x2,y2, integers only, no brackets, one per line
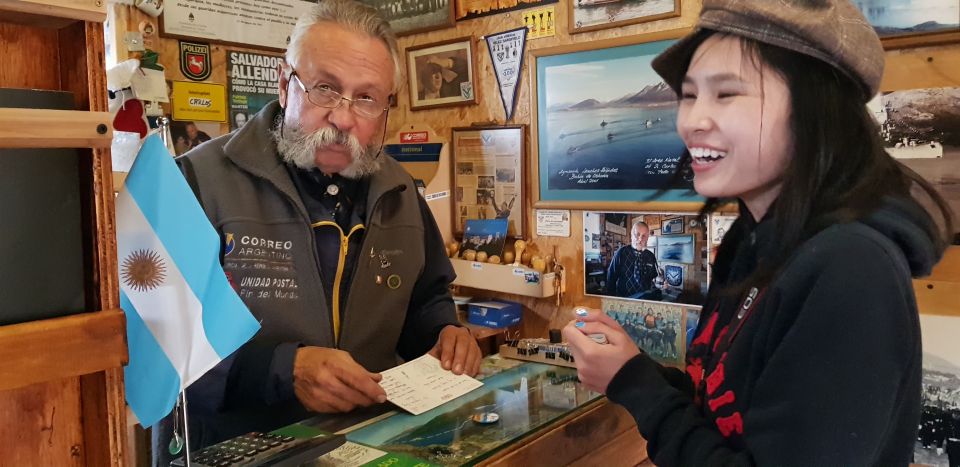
522,6,556,40
486,27,527,121
170,81,227,123
179,40,212,81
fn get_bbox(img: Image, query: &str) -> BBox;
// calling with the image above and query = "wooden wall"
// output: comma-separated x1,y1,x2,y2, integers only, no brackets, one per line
115,1,960,340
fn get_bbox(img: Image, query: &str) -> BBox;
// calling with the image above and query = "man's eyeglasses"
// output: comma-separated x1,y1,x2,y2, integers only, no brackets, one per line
290,70,388,119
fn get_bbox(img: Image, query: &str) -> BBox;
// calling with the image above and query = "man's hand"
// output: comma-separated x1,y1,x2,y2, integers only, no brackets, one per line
293,346,387,413
428,325,481,376
561,309,641,394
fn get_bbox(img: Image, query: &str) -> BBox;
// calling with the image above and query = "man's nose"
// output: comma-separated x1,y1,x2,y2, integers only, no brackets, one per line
327,100,358,132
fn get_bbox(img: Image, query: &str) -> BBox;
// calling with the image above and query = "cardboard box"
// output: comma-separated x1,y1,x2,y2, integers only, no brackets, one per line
468,300,521,328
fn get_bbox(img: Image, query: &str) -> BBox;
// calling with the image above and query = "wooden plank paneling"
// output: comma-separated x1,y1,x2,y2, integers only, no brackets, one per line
914,246,960,317
0,21,61,89
881,44,960,91
0,8,125,467
0,108,112,148
569,426,649,466
0,0,106,23
80,369,127,467
0,378,85,466
0,310,127,392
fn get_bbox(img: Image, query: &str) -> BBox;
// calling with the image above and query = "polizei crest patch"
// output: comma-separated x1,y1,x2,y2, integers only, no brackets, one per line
180,40,211,81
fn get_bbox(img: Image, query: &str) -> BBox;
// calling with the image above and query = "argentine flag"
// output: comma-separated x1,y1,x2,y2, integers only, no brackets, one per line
116,134,259,427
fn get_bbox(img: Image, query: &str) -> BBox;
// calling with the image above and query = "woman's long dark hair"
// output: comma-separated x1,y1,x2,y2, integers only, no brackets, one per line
665,30,954,297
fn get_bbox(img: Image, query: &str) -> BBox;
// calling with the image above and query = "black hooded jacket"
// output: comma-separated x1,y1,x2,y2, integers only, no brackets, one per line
606,197,943,466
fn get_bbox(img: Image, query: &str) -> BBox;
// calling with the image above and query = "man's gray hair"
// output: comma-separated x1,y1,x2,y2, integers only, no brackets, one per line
285,0,403,94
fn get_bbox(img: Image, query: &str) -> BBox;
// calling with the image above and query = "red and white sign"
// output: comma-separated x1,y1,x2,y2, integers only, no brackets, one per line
400,131,429,143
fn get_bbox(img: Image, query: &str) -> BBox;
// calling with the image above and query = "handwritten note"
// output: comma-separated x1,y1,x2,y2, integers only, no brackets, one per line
642,156,681,176
379,354,484,415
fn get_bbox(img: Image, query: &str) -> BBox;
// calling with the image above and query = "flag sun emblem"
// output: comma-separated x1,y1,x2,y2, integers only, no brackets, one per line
122,249,167,292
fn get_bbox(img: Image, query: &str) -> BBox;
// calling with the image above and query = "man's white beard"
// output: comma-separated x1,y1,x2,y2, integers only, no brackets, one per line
272,118,381,179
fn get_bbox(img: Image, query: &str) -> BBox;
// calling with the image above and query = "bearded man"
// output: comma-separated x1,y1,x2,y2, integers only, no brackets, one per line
157,1,480,463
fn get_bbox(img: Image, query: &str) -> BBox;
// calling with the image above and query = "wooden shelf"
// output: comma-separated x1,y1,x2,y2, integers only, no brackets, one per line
0,310,127,392
451,259,561,298
0,108,112,148
914,246,960,317
0,0,106,23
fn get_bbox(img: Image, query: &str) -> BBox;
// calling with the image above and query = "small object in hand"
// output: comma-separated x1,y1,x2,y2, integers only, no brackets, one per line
549,328,562,343
472,412,500,424
589,333,608,344
574,307,589,317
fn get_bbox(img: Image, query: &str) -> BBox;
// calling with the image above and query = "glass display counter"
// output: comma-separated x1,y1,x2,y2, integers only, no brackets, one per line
295,356,645,466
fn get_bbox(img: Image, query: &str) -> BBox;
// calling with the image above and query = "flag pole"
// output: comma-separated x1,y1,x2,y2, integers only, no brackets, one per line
182,390,192,467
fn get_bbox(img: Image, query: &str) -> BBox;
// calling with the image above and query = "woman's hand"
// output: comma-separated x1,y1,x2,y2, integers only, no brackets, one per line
562,309,641,394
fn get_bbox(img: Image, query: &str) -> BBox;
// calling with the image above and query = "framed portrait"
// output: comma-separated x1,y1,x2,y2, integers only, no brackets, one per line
530,30,702,211
452,125,526,237
570,0,680,34
661,216,683,235
407,37,478,111
584,211,709,307
358,0,455,36
853,0,960,49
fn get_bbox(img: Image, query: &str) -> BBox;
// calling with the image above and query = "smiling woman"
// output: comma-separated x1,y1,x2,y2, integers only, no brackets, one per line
564,1,955,466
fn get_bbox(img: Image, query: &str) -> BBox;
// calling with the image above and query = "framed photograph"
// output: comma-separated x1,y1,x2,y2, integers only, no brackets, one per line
570,0,680,34
584,211,709,307
710,214,738,245
868,87,960,239
661,216,683,235
407,37,478,111
359,0,455,36
657,234,695,264
531,30,701,211
602,298,687,366
853,0,960,49
452,125,526,237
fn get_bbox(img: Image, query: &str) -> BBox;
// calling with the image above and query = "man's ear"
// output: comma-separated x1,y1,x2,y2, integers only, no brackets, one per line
278,61,290,108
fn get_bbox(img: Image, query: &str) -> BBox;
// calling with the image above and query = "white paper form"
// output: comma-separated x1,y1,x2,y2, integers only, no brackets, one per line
379,354,484,415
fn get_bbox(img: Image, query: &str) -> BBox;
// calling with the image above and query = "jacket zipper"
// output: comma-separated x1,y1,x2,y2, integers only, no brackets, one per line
310,220,365,345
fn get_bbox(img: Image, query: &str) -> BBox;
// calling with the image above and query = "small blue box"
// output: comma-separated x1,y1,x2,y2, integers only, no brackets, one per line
468,299,521,328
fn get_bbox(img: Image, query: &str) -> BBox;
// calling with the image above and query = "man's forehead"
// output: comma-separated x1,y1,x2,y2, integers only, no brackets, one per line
293,27,394,91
